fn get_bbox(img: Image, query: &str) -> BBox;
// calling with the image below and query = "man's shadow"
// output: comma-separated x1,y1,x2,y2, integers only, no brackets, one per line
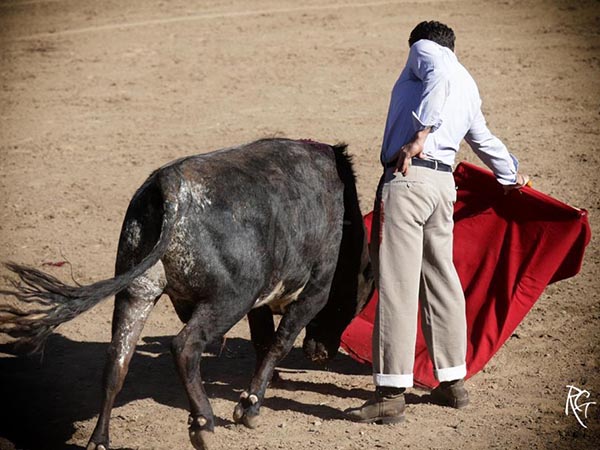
0,333,382,450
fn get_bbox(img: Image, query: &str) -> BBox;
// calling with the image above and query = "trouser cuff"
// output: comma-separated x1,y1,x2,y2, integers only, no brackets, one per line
374,373,413,388
435,364,467,382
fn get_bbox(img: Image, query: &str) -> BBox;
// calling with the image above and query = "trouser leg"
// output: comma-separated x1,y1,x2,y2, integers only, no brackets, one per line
419,173,467,382
373,169,432,388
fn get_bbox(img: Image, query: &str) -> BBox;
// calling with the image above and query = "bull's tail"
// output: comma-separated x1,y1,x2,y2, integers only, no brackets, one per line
0,174,183,354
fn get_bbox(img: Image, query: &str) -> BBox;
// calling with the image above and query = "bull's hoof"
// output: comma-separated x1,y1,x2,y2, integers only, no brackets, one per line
189,428,213,450
303,338,331,364
86,441,108,450
188,416,213,450
233,391,261,429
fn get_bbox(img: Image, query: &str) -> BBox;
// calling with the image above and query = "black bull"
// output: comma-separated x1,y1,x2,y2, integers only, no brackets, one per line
0,138,374,450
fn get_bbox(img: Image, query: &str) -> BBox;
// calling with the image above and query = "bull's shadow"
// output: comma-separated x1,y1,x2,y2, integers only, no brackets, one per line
0,333,372,450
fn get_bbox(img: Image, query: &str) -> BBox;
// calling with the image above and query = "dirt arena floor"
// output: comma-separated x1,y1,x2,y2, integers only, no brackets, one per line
0,0,599,449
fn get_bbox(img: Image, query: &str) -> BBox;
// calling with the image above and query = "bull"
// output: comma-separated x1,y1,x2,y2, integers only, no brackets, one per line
0,138,373,450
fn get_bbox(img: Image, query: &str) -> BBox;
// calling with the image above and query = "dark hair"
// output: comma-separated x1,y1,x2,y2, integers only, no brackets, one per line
408,21,455,51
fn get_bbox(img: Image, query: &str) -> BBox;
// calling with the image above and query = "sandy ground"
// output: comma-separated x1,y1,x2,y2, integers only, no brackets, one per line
0,0,599,449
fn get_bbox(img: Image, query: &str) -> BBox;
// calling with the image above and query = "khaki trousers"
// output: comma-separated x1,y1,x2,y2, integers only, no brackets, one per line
372,165,467,388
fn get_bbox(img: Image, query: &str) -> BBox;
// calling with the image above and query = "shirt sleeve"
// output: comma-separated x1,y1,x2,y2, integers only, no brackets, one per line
408,40,451,133
465,108,519,185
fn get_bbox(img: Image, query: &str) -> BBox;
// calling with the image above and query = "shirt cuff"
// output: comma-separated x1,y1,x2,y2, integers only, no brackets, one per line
412,111,442,133
495,154,520,185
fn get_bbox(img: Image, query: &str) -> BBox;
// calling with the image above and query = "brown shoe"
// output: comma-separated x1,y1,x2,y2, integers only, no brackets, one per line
430,379,469,409
345,387,406,424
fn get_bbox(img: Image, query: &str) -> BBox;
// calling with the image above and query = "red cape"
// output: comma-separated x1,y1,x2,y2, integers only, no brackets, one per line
340,162,591,389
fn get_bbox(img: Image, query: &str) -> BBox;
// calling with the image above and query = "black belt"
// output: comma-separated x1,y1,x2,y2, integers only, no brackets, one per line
384,157,452,173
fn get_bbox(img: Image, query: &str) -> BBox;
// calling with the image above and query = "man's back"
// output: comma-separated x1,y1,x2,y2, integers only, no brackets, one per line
381,39,481,166
381,38,518,185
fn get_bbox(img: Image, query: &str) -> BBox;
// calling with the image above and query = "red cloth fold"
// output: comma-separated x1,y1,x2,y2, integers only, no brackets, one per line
340,162,591,389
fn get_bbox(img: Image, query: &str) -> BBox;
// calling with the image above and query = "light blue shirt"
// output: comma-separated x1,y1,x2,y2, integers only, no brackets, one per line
381,39,518,185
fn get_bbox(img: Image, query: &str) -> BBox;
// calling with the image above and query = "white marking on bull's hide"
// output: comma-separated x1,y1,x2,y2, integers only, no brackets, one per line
168,215,196,277
126,260,167,299
252,280,307,314
253,281,285,309
117,261,166,366
124,220,142,248
181,179,212,210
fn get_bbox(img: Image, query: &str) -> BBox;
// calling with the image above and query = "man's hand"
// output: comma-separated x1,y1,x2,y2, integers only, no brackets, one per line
503,173,531,192
394,127,431,175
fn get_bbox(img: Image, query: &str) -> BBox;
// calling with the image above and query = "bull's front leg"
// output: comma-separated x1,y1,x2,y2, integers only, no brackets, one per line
247,305,284,385
233,284,332,429
247,305,275,375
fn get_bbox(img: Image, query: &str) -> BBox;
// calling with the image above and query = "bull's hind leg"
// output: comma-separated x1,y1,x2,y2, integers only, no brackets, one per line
87,262,166,450
233,268,336,429
171,299,247,450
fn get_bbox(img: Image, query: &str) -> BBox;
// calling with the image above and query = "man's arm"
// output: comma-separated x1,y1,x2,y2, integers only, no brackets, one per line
465,108,528,189
393,127,430,175
389,40,450,174
408,40,451,133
